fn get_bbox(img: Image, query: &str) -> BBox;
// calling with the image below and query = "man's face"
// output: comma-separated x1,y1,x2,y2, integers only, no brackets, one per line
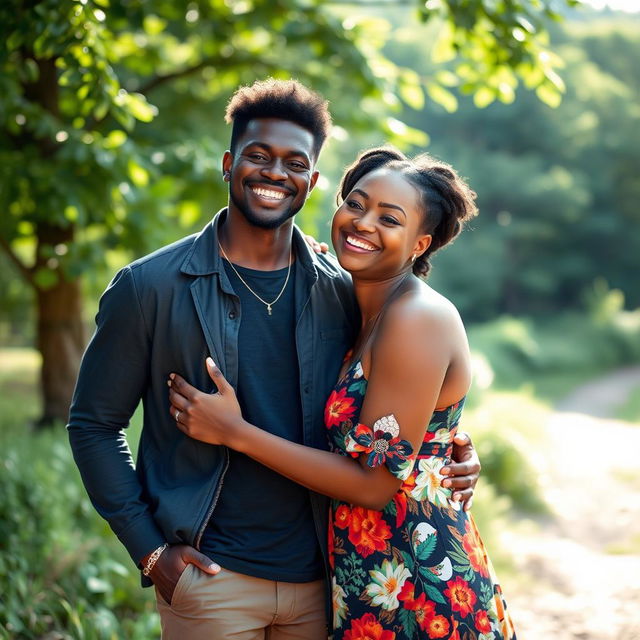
223,118,319,230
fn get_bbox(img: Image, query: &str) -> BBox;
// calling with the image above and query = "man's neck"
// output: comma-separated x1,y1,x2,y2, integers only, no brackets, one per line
218,209,294,271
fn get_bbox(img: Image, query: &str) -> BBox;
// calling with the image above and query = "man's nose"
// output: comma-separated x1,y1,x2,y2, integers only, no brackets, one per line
260,158,288,181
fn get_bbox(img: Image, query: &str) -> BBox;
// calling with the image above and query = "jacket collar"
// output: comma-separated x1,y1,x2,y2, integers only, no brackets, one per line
180,207,322,280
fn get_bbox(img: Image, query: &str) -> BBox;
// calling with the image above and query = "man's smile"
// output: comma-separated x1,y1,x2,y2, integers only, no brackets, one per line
248,183,293,202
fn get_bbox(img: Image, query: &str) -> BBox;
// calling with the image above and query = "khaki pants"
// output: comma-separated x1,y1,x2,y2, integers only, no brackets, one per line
156,565,327,640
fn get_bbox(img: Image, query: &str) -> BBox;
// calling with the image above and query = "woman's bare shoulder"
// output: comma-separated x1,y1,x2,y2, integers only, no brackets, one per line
383,280,465,337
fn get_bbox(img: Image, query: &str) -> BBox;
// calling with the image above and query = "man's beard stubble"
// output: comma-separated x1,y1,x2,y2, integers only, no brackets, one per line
229,190,302,230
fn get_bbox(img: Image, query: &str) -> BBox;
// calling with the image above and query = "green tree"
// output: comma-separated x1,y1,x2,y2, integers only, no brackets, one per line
0,0,576,424
398,14,640,320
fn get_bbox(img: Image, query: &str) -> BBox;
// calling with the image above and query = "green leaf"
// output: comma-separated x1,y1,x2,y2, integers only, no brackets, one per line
416,533,436,561
427,84,458,112
536,83,562,108
123,93,157,123
424,583,447,604
103,130,127,149
33,268,59,290
398,607,417,636
128,160,149,187
419,564,442,583
474,86,496,108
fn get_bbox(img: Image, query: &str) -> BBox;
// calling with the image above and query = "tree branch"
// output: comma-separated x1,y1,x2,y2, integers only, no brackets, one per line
0,233,37,289
138,59,214,95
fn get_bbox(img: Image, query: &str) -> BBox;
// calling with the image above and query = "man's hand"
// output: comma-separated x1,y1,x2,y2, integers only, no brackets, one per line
440,431,481,511
146,544,220,605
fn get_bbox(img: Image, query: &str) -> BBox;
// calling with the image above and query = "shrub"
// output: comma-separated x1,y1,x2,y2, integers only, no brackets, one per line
0,429,159,639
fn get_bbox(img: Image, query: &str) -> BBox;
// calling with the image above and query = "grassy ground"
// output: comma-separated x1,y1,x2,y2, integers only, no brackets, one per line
0,349,157,639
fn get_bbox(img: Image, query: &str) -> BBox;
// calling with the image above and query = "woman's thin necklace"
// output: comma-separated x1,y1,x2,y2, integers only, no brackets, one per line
218,241,293,316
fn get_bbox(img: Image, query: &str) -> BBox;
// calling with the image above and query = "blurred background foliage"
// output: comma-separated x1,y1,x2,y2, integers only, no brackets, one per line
1,0,640,637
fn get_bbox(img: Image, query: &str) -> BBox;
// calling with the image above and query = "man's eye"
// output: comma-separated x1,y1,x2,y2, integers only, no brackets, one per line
249,153,267,161
289,162,308,170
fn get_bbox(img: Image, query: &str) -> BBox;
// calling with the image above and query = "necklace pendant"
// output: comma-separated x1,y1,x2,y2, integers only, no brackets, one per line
267,304,272,315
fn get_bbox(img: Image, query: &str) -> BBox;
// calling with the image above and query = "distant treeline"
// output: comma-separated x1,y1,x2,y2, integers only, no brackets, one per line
399,15,640,321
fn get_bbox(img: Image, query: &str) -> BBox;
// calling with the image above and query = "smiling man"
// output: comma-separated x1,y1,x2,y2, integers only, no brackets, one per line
68,79,480,639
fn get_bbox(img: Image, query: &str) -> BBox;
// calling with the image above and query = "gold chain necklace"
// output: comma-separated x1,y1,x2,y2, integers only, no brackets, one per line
218,241,293,316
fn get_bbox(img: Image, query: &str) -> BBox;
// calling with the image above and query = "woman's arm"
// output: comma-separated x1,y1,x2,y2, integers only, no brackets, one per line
169,299,469,510
170,363,401,510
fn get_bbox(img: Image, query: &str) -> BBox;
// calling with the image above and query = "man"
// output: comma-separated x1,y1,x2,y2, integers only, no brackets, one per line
68,78,480,639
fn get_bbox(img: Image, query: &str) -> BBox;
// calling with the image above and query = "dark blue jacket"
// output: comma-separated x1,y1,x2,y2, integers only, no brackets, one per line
68,209,357,574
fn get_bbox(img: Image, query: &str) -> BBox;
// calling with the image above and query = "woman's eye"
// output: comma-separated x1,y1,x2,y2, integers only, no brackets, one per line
381,215,400,225
346,200,362,210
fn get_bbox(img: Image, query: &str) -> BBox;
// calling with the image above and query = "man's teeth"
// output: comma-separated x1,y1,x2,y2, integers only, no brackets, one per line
346,235,377,251
252,187,286,200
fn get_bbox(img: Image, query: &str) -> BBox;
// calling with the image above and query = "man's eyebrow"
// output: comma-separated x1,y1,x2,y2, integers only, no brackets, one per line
247,142,311,162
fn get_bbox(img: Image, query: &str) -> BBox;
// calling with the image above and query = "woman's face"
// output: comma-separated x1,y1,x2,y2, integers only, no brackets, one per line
331,167,432,281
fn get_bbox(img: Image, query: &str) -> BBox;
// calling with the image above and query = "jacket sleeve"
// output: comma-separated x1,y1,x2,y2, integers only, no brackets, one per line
67,266,166,566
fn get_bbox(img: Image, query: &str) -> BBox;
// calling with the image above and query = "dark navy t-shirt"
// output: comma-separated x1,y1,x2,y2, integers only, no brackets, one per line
200,259,323,582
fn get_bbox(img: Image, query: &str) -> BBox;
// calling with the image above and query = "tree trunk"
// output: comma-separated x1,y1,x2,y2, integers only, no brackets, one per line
35,277,86,427
33,222,86,428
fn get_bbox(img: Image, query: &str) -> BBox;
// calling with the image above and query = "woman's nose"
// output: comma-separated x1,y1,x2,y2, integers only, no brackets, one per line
353,212,375,232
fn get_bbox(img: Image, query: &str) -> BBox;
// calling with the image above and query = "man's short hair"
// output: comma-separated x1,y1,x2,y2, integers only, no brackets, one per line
225,78,332,160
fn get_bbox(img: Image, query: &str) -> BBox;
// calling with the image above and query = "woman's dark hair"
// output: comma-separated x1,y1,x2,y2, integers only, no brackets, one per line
337,146,478,276
225,78,331,160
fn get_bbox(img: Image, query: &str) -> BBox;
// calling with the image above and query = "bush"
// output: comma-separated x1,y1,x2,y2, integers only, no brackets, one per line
468,308,640,402
0,429,159,639
464,391,550,516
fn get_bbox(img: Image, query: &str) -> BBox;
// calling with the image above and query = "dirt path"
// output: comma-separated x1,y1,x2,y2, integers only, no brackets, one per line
503,366,640,639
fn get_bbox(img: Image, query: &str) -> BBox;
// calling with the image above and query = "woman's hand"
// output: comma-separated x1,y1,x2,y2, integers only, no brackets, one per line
169,357,243,446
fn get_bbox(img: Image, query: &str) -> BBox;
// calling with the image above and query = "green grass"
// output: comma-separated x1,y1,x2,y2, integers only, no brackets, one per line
615,384,640,424
0,349,158,639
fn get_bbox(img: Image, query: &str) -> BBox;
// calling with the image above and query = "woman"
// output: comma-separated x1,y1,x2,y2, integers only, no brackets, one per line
168,147,516,639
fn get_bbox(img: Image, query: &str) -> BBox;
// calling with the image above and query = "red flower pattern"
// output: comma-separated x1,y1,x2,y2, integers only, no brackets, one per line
347,507,392,558
325,387,357,428
426,615,450,638
475,609,492,633
343,613,395,640
444,576,477,618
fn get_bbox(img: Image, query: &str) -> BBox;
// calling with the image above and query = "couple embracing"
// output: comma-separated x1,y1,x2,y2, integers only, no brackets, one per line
69,79,516,640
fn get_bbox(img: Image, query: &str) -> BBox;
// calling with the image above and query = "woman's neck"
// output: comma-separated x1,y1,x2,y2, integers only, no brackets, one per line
352,271,412,329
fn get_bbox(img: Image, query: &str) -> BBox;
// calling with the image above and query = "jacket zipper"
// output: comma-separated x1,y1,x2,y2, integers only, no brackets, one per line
194,446,230,549
296,286,331,574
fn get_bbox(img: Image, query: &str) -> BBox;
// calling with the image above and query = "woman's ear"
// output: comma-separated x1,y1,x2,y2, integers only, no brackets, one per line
413,234,432,259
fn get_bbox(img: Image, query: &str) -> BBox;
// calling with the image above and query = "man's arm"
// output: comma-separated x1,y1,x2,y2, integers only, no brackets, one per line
69,266,221,603
67,266,165,565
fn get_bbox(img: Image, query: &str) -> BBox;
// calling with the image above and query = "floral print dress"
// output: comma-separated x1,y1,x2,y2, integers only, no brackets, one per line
325,360,516,640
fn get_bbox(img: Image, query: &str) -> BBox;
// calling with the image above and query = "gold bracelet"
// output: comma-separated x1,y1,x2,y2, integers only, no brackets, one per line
142,543,168,576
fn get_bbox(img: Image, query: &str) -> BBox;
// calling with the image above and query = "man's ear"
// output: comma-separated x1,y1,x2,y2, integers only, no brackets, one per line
222,151,233,177
308,170,320,194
